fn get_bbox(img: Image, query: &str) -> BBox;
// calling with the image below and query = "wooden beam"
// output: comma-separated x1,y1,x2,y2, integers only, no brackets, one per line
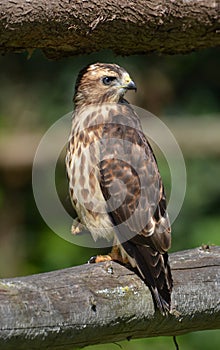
0,118,219,172
0,0,219,58
0,246,219,349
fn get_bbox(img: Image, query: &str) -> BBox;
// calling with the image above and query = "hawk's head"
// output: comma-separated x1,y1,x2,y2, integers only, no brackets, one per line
74,63,136,106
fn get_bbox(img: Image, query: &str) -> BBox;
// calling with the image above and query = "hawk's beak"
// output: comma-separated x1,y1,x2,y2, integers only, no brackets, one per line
126,80,137,92
120,75,137,92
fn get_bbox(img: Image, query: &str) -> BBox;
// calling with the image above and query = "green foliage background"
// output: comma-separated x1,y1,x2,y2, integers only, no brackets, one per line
0,48,220,349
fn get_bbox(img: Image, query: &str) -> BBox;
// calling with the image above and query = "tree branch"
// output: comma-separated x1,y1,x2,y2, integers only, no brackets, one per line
0,0,219,58
0,246,219,349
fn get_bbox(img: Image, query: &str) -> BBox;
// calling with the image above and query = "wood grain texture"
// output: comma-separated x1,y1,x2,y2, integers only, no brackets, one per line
0,0,219,58
0,246,219,349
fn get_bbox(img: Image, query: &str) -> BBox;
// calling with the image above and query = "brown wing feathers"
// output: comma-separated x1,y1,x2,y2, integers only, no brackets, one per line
99,113,173,314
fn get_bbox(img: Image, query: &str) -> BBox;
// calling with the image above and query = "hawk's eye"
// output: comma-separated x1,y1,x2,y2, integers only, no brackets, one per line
102,76,116,85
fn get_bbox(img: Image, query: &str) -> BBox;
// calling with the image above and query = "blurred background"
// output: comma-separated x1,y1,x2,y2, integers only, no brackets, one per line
0,48,219,349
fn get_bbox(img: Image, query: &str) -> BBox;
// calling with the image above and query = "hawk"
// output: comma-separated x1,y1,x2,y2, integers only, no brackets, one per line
66,63,173,314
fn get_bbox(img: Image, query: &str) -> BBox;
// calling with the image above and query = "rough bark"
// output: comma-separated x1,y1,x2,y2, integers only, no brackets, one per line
0,246,219,350
0,0,219,59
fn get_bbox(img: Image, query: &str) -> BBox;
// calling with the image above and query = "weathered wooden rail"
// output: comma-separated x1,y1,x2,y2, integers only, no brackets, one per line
0,246,219,349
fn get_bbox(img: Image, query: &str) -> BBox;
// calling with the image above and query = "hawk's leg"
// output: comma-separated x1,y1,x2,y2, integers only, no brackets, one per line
71,218,84,235
88,245,130,264
88,254,112,263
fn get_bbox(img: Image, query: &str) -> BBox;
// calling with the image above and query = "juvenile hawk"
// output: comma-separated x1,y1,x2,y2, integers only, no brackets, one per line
66,63,173,314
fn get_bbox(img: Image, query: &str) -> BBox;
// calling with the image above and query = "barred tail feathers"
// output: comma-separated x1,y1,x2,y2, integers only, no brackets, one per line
122,241,173,315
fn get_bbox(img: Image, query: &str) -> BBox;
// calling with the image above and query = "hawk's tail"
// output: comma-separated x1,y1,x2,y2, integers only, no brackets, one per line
123,242,173,315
